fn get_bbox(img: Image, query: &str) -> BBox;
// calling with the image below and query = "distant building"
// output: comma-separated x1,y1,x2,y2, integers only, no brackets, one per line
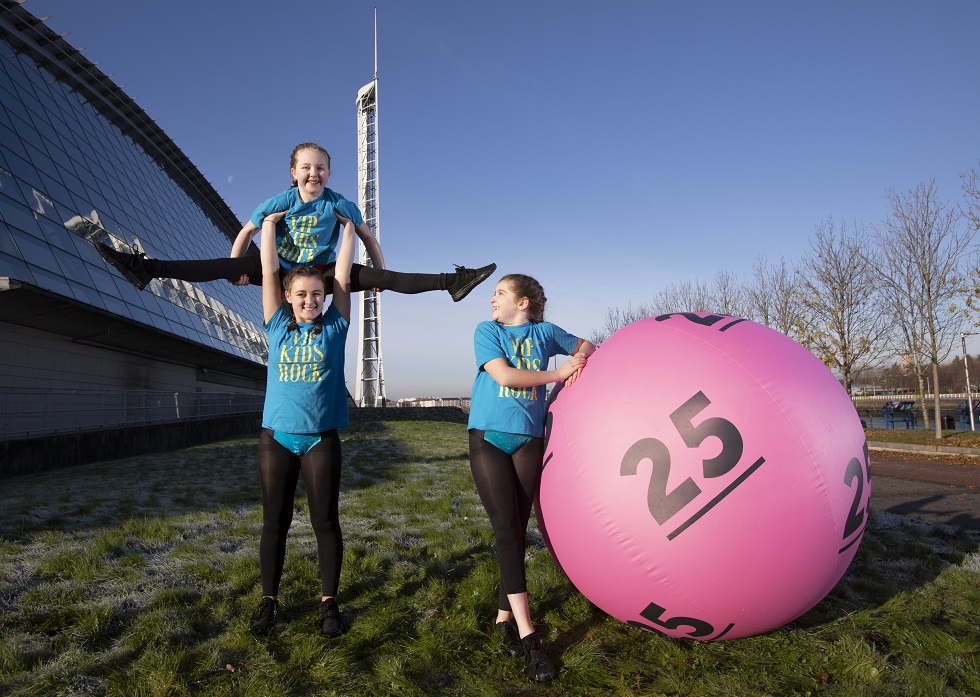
392,397,471,410
0,3,265,443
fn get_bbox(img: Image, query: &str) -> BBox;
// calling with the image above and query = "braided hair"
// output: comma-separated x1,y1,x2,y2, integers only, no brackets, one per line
282,265,326,335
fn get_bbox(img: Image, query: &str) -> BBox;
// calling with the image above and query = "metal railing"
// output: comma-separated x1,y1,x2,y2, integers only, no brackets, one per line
1,388,264,440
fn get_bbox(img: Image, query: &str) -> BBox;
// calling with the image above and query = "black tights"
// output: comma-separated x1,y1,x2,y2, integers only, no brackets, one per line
468,429,544,612
145,255,450,293
257,428,343,597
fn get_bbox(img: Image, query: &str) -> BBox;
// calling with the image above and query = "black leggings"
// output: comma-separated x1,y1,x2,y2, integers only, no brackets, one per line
468,429,544,612
258,428,343,597
144,255,449,293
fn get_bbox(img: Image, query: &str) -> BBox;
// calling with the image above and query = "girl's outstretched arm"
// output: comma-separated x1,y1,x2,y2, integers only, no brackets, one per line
332,216,356,322
260,214,285,323
483,353,587,390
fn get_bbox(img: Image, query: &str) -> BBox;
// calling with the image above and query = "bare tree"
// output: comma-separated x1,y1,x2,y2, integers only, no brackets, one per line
590,271,747,345
589,301,652,345
709,270,749,317
744,255,813,348
799,218,887,394
960,161,980,322
649,279,712,315
962,161,980,234
873,180,974,438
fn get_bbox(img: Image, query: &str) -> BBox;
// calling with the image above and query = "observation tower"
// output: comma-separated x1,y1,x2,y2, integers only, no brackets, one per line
354,13,385,407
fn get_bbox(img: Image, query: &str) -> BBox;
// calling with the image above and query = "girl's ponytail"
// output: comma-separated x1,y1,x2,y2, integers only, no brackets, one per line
500,274,547,322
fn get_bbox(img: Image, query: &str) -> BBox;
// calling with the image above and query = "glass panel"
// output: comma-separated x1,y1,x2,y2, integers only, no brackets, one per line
86,264,124,297
0,88,32,125
0,224,21,257
69,232,108,266
155,291,182,323
127,304,151,326
0,201,42,238
169,321,191,341
0,95,15,130
22,182,59,219
9,112,45,153
0,251,33,283
18,90,47,128
109,275,144,305
23,142,64,189
54,250,94,286
36,216,76,250
3,151,42,190
12,232,60,271
0,122,29,160
0,166,28,206
66,280,107,311
35,178,74,217
144,311,172,333
27,263,73,298
100,293,133,319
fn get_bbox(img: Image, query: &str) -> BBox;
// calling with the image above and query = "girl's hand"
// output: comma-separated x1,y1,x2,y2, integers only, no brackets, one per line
230,274,251,286
264,210,287,223
557,354,587,386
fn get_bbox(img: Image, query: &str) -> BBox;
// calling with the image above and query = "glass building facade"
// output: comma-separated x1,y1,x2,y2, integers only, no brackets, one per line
0,3,267,439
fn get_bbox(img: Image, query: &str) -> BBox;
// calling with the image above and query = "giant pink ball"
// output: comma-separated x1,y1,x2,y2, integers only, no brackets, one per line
538,313,870,640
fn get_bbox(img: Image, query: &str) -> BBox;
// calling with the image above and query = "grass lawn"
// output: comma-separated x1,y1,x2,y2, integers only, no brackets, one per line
866,427,980,449
1,415,978,695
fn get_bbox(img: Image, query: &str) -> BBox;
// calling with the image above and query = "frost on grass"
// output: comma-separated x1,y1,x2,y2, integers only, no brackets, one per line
0,456,263,672
961,550,980,573
869,510,980,580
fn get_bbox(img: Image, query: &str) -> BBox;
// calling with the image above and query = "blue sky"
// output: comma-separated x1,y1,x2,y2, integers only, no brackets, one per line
24,0,980,399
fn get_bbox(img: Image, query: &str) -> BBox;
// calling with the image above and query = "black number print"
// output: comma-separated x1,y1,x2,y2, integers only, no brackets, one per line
840,441,871,553
621,437,702,525
670,391,743,478
627,601,735,640
655,312,747,332
620,391,765,539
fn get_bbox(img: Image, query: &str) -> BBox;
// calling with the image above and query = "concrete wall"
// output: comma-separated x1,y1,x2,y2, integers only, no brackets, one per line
1,413,261,478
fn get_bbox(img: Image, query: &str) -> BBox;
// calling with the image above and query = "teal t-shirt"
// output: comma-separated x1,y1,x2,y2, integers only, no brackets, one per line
467,321,580,437
262,303,349,434
250,187,365,270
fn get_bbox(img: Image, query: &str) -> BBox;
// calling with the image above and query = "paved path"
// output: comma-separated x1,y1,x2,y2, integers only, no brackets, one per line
869,446,980,531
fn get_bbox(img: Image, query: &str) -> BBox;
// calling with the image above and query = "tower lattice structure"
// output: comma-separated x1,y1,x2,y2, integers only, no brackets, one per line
354,73,385,407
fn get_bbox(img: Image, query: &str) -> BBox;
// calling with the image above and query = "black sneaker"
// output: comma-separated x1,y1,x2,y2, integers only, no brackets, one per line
495,620,522,657
96,242,153,291
448,263,496,302
250,596,278,637
320,598,345,638
521,632,556,682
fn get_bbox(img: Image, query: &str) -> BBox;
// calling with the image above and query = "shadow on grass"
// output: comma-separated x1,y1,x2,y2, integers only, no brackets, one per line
792,509,980,631
884,494,980,533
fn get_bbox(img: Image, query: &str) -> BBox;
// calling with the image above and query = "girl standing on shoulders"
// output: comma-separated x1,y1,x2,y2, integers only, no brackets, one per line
249,209,353,639
467,273,595,682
